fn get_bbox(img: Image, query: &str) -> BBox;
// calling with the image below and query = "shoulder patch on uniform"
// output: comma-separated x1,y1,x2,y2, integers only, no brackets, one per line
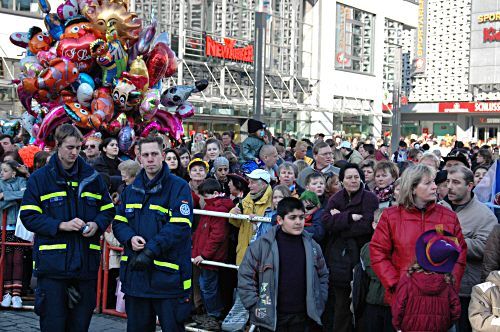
180,204,190,216
476,281,495,293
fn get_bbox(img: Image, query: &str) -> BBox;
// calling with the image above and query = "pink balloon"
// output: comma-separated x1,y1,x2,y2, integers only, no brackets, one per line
153,109,184,141
35,105,70,146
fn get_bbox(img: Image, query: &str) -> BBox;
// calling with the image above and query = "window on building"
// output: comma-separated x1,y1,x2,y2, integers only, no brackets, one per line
335,3,374,74
1,0,39,13
0,61,4,79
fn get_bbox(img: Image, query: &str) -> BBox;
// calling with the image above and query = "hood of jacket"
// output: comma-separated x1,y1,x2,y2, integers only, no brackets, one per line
411,272,448,295
204,196,234,212
486,270,500,287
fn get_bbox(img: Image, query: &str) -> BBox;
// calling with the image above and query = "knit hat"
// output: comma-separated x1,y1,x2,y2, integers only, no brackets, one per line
213,156,229,169
188,158,209,172
415,229,461,273
247,119,266,134
299,190,320,207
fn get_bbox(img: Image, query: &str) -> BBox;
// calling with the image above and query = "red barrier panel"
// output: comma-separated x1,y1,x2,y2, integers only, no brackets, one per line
101,242,126,318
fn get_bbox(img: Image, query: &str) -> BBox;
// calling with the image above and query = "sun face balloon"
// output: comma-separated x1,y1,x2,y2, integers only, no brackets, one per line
85,0,141,46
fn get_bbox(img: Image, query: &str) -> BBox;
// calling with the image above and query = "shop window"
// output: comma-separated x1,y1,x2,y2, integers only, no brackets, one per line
1,0,39,12
335,3,374,74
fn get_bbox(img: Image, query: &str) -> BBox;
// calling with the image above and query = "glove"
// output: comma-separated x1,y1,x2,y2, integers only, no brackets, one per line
129,248,154,271
66,285,81,309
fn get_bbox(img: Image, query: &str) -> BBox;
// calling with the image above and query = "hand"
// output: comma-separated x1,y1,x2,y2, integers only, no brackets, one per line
193,255,204,266
231,206,242,215
352,214,363,222
111,192,120,204
0,193,3,200
82,222,98,237
131,236,146,251
248,214,258,223
129,248,154,271
330,209,340,216
59,218,86,231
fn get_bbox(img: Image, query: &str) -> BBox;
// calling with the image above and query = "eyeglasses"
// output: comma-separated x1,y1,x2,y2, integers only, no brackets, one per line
83,144,96,150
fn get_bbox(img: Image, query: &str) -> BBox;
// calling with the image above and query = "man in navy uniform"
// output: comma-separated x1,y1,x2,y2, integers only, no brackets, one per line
113,136,193,331
20,124,115,332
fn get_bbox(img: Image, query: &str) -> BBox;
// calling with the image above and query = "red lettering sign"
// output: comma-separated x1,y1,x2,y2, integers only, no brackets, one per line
205,36,254,63
484,27,500,42
438,102,500,113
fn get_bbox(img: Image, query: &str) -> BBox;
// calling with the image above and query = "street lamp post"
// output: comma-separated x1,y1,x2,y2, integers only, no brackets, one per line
253,4,267,121
390,46,402,154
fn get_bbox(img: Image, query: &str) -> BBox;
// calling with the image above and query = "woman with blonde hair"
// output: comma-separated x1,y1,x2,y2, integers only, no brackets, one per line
370,164,467,308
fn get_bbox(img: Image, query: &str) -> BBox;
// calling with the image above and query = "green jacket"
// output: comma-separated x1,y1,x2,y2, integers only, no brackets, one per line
360,242,386,306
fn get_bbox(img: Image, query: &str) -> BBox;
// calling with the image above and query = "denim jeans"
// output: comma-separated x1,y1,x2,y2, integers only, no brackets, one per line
199,268,223,318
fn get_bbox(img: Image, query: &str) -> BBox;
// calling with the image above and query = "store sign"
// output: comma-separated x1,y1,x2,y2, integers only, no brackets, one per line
484,27,500,42
412,0,427,76
470,1,500,85
438,101,500,113
205,36,253,63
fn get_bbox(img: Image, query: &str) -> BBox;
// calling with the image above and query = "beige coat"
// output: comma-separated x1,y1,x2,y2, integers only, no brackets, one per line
469,270,500,332
229,185,273,265
104,230,122,269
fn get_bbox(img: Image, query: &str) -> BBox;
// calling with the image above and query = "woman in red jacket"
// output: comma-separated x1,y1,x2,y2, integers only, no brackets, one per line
370,164,467,306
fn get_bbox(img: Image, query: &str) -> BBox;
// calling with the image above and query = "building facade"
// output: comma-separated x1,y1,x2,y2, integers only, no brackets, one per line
133,0,321,138
0,0,44,119
309,0,419,140
402,0,500,145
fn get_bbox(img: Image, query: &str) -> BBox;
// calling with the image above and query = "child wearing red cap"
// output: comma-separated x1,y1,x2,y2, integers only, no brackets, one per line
391,229,462,332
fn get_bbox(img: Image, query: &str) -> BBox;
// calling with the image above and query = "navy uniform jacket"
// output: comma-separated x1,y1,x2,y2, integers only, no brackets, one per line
113,163,193,298
20,156,115,279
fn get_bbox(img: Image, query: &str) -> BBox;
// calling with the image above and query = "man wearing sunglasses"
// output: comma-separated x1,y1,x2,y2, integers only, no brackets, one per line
82,135,102,165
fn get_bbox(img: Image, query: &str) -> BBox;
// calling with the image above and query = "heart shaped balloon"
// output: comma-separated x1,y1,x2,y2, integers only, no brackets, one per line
56,30,97,73
164,45,178,78
146,42,169,87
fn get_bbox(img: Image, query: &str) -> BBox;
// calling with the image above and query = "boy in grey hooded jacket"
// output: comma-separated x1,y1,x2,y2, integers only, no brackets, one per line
238,197,329,331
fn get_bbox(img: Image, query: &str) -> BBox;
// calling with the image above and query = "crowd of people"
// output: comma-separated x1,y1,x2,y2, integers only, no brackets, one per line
0,118,499,332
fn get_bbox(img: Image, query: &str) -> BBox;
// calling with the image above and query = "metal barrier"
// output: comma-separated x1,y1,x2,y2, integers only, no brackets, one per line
0,208,264,330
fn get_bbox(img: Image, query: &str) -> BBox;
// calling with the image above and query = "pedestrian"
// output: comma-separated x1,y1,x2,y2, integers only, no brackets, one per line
277,162,300,197
321,163,378,331
296,141,339,189
359,208,393,332
240,119,266,163
392,229,462,332
370,164,467,307
374,161,399,208
445,165,497,332
113,136,193,331
238,197,329,331
304,172,328,206
211,156,230,196
191,179,234,330
0,160,27,309
299,190,325,243
20,124,115,332
468,270,500,332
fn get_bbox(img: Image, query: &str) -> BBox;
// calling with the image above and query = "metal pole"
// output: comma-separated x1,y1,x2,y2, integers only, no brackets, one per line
253,10,267,121
390,46,402,153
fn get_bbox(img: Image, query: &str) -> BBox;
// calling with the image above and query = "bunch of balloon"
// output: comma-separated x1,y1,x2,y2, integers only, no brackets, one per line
11,0,208,153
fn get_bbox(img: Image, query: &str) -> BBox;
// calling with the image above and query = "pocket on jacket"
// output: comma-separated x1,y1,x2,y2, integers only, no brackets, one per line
150,262,181,292
87,244,102,273
37,244,67,274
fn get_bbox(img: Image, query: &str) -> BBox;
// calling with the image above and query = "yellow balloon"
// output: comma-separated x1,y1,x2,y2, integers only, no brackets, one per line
129,56,149,91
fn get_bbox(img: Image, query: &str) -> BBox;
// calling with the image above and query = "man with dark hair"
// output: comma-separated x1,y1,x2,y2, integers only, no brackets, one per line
113,136,193,331
0,134,15,153
297,141,339,188
221,131,240,156
361,143,376,160
238,197,328,331
20,124,115,332
445,165,497,332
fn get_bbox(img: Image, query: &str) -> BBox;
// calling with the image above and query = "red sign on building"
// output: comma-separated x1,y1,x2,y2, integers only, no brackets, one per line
205,36,254,63
484,27,500,42
438,101,500,113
